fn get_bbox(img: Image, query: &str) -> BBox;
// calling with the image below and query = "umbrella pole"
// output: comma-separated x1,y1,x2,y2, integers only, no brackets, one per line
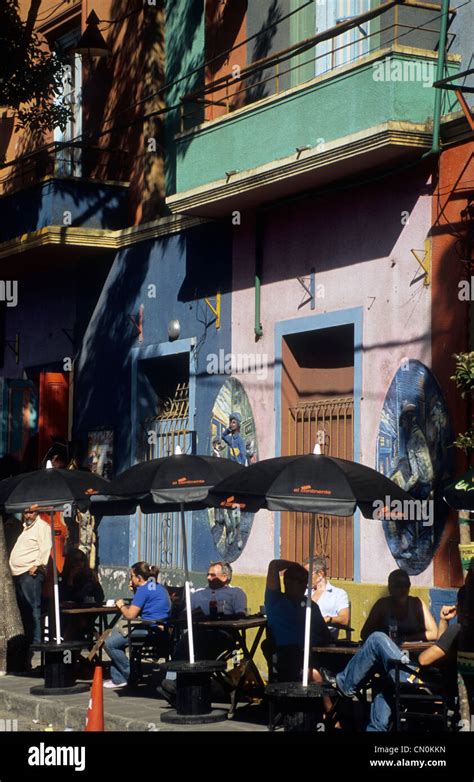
302,514,316,687
180,504,195,664
49,511,62,645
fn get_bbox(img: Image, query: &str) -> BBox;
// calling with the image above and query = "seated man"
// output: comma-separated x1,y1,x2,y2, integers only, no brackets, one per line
309,555,350,640
159,561,247,700
361,568,437,643
265,559,331,682
320,588,465,731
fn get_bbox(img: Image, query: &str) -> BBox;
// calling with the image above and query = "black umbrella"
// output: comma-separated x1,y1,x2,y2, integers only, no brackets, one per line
207,453,416,516
0,468,111,644
91,454,244,662
207,452,417,685
444,469,474,511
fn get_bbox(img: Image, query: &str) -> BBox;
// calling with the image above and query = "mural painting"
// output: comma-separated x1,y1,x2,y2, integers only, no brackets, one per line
208,377,258,561
376,360,452,575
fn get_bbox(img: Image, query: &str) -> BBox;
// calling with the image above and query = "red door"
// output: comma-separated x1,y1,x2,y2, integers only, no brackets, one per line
38,372,69,464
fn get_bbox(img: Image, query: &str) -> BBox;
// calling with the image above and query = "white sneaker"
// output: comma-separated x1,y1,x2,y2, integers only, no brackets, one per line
103,679,127,689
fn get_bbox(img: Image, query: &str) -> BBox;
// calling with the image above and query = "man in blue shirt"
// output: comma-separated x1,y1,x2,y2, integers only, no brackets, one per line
265,559,331,682
104,562,171,688
221,412,247,465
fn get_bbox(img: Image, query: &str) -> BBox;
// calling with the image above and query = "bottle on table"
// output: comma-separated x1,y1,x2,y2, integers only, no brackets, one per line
388,617,398,643
209,592,218,620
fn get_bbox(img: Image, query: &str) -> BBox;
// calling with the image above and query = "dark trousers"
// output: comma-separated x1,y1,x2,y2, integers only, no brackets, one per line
13,571,45,646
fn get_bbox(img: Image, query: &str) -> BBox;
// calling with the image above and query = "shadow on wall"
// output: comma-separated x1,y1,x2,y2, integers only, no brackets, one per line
165,0,206,195
232,162,434,290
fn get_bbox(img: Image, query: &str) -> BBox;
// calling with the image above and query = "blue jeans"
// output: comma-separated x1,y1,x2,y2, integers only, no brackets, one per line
13,571,45,646
336,632,416,731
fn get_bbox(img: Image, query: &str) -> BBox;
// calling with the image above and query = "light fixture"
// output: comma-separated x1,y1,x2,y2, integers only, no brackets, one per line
168,319,180,341
75,11,111,58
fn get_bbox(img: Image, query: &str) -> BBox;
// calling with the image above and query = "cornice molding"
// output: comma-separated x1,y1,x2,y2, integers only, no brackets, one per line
0,213,208,260
167,121,432,215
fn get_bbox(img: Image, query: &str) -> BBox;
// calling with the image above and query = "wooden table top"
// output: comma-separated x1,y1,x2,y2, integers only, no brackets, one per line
313,640,434,654
61,605,120,615
195,615,267,630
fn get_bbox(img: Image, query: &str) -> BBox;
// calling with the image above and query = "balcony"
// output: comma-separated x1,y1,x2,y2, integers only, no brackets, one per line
167,0,460,217
0,142,130,244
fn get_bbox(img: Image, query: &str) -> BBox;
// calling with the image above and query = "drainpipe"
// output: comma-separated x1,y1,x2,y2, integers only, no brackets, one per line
424,0,450,157
255,212,263,340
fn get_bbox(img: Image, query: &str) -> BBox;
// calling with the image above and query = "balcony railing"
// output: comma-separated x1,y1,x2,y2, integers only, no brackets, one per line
180,0,454,132
0,140,131,195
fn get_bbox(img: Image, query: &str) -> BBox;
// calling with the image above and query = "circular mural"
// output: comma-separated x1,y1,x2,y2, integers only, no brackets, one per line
376,359,452,575
207,377,258,561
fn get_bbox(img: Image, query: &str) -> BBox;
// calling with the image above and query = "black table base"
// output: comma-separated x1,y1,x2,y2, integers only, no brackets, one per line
266,682,325,732
29,642,90,696
160,660,228,724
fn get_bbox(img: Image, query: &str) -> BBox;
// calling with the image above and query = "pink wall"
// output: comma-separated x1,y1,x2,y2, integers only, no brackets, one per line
229,167,435,585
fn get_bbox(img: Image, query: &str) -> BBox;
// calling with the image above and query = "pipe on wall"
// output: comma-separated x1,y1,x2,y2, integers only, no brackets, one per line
255,211,263,340
425,0,450,157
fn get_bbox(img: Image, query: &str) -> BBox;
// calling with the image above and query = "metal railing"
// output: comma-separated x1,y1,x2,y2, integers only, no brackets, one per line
0,140,131,194
283,397,354,580
138,383,192,574
180,0,454,131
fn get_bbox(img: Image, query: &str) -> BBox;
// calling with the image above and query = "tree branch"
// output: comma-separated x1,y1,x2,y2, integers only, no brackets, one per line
24,0,41,42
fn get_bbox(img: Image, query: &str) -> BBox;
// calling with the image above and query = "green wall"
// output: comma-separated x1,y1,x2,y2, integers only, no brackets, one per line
174,52,458,193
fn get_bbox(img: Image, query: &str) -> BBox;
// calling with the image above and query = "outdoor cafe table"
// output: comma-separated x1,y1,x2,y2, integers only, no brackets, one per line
196,615,267,715
165,615,267,720
313,641,435,655
60,605,121,662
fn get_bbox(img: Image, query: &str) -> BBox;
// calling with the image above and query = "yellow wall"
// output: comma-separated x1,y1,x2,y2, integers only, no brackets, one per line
232,575,431,679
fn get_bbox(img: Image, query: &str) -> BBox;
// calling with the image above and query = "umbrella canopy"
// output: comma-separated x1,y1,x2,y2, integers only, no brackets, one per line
91,454,245,664
0,468,110,513
207,453,416,518
443,469,474,511
0,468,111,645
94,454,244,511
207,453,417,687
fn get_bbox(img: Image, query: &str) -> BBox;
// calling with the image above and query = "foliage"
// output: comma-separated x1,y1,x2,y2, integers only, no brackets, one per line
451,352,474,399
0,0,72,133
451,353,474,453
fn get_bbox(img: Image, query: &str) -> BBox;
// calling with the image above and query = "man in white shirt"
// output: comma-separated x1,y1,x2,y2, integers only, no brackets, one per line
310,555,350,640
9,509,51,654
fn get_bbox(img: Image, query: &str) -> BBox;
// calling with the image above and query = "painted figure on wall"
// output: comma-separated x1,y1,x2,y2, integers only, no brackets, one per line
208,377,258,561
376,360,452,575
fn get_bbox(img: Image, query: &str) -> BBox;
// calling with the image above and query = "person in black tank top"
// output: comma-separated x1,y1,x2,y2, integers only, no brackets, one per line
361,569,437,643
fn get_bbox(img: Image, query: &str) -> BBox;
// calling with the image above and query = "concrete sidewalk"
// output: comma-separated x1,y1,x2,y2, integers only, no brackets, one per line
0,672,268,733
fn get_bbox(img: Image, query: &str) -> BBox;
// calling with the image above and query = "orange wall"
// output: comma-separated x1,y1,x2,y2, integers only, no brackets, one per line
431,137,474,587
204,0,247,120
0,0,166,224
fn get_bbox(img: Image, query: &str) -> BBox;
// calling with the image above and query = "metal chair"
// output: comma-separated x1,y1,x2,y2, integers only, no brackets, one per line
390,658,451,732
127,619,173,684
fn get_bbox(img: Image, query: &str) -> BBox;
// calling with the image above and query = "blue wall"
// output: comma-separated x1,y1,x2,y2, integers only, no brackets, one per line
0,180,129,242
74,219,233,569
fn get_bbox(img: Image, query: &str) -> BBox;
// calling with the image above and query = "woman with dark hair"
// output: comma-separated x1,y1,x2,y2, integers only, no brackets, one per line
103,562,171,688
60,549,104,643
60,549,104,606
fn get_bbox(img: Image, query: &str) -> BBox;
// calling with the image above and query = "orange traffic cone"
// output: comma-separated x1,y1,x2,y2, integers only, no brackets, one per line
85,666,104,731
